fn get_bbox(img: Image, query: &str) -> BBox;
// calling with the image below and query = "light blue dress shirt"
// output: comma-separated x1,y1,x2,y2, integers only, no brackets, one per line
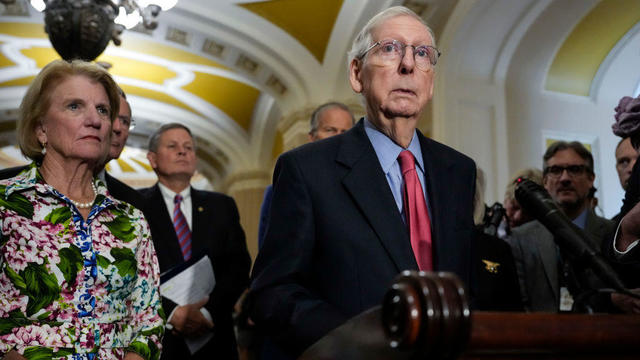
363,118,431,220
572,208,588,229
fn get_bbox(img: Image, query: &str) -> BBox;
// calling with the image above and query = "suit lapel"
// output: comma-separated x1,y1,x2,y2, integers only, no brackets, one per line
149,184,184,267
584,210,606,249
190,188,207,256
418,134,448,263
535,224,560,303
338,121,416,272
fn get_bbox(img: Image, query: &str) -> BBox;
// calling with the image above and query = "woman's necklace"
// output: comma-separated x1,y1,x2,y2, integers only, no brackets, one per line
68,181,97,209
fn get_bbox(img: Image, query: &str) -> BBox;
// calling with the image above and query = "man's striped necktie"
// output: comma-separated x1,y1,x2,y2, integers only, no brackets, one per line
173,194,192,261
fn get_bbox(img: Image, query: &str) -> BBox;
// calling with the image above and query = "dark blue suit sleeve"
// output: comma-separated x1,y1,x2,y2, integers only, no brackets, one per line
257,185,273,250
250,153,347,356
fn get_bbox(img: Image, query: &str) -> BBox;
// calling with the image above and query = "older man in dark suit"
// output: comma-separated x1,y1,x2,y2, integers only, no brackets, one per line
140,123,250,360
250,6,477,357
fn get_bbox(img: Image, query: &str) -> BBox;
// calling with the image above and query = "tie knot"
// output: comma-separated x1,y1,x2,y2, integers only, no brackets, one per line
398,150,416,174
174,194,183,204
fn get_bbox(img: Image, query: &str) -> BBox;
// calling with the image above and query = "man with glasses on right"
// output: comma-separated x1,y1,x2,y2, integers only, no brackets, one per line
508,141,614,312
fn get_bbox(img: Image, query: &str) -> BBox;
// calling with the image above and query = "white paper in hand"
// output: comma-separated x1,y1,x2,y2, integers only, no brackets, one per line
160,255,216,354
160,255,216,305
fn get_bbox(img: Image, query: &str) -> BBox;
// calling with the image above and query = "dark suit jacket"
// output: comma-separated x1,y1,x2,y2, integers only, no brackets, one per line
257,184,273,249
140,184,251,360
508,211,615,312
104,172,144,210
0,165,143,210
475,227,523,311
250,120,477,356
605,159,640,288
0,165,25,179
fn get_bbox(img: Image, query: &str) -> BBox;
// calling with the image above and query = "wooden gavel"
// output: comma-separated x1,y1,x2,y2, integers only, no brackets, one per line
302,270,640,360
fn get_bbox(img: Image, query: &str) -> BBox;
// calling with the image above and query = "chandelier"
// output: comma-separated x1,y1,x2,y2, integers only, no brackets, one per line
1,0,177,61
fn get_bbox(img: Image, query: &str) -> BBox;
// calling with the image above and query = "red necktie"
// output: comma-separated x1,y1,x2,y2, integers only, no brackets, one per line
398,150,433,271
173,194,192,261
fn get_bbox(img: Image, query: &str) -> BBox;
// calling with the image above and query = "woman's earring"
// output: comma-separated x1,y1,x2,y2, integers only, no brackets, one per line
41,141,47,155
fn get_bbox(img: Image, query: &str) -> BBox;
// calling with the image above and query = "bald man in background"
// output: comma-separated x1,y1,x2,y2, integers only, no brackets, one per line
257,102,355,248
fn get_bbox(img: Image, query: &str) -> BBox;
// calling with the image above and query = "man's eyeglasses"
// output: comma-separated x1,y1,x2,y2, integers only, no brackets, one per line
543,164,589,178
360,39,441,71
118,116,136,130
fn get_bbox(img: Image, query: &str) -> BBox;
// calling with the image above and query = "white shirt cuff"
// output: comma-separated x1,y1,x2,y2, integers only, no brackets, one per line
613,221,640,258
166,306,213,330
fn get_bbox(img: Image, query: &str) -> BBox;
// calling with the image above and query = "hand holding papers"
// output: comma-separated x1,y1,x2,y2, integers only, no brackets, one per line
160,254,216,354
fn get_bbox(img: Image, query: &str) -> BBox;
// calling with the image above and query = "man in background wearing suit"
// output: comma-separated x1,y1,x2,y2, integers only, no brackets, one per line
257,101,355,248
0,87,143,209
250,6,477,357
141,123,250,360
98,87,144,209
508,141,614,312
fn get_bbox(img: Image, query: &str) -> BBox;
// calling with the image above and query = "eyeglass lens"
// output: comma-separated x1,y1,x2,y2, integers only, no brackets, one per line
370,40,438,69
546,165,586,177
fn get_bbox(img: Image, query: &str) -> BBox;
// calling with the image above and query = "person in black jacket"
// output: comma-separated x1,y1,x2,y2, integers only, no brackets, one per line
141,123,250,359
606,94,640,313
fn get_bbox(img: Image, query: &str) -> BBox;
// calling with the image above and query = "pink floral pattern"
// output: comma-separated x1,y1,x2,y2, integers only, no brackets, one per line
0,164,164,360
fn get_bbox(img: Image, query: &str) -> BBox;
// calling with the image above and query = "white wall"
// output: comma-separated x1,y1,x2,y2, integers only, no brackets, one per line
436,0,640,218
506,2,640,218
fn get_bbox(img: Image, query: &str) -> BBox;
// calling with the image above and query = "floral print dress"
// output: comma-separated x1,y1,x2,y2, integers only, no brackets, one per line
0,164,164,360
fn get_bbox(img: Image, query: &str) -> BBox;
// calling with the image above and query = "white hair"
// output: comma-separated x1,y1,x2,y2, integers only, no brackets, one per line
347,6,436,68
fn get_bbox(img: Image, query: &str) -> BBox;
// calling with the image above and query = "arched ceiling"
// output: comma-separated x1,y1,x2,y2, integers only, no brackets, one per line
545,0,640,96
0,0,455,189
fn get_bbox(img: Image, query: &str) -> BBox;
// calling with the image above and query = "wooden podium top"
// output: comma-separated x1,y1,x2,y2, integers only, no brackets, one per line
301,271,640,360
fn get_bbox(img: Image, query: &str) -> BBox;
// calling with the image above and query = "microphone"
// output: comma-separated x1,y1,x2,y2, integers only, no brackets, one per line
514,178,627,292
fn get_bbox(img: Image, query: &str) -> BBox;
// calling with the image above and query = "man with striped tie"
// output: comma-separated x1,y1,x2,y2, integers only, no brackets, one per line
141,123,251,360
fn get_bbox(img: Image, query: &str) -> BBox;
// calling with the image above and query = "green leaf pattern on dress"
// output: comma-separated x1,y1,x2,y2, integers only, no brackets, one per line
0,164,164,359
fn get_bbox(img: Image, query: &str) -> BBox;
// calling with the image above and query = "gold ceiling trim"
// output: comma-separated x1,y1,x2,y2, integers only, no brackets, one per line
21,47,60,68
0,22,228,70
0,22,48,38
0,76,35,87
117,158,136,172
120,84,203,116
96,54,177,85
115,36,229,70
240,0,344,63
131,157,153,171
0,41,13,68
545,0,640,96
183,72,261,131
0,22,262,135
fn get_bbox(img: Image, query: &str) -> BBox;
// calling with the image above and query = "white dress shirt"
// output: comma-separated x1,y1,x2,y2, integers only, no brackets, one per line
157,182,193,229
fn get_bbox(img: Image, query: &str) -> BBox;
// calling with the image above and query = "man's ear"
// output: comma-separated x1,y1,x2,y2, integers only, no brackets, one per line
349,58,363,93
147,152,157,170
427,72,435,100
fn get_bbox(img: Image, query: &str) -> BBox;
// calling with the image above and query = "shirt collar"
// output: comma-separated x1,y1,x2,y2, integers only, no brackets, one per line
364,118,424,173
158,181,191,202
5,162,47,198
572,208,589,229
4,161,112,206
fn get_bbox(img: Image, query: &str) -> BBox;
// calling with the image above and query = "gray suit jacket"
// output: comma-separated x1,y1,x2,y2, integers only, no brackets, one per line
507,210,614,312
